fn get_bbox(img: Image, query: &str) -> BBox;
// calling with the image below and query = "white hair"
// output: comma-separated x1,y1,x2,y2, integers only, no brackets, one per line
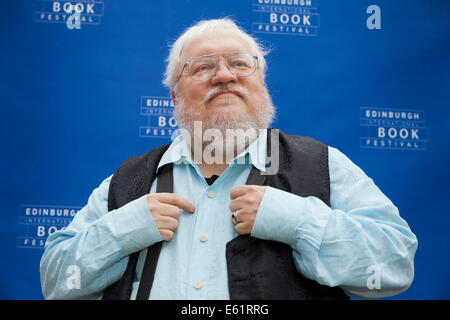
163,18,270,92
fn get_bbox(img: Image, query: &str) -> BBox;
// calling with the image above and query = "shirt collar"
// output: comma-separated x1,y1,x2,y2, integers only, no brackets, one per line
232,128,267,172
157,128,268,173
157,133,191,171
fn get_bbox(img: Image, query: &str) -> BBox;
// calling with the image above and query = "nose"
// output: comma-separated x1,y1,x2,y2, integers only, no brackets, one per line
210,58,238,85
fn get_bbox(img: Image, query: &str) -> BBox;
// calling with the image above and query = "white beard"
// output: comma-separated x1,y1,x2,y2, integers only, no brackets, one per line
174,84,276,163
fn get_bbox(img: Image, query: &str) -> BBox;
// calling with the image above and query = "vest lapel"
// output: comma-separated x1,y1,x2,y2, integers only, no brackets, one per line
225,130,347,300
245,165,267,186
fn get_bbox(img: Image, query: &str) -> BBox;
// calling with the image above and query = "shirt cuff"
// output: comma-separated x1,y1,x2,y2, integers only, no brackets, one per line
99,194,163,255
251,186,332,250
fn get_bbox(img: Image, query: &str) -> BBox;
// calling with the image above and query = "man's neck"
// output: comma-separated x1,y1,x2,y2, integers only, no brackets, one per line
197,163,229,178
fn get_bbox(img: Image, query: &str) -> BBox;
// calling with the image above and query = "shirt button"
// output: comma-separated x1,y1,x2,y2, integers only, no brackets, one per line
194,281,202,289
207,190,214,198
199,234,208,242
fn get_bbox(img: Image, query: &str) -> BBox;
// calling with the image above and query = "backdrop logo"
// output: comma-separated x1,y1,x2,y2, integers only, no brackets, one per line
18,205,80,249
252,0,320,36
360,107,429,150
139,96,179,139
33,1,104,28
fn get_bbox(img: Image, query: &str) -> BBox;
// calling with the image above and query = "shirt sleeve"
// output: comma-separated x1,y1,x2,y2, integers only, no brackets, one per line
40,175,163,300
251,146,418,299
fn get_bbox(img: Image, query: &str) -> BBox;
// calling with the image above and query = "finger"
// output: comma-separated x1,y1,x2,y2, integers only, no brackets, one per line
230,208,252,223
151,193,195,213
155,202,181,219
147,198,181,219
159,229,174,241
235,222,251,235
229,198,242,213
231,210,240,225
155,216,178,231
229,196,254,213
230,185,250,200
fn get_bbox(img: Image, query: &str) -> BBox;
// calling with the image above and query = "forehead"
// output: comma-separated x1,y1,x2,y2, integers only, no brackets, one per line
180,29,254,62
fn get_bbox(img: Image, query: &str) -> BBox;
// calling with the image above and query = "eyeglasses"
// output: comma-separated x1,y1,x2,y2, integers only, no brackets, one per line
176,52,258,82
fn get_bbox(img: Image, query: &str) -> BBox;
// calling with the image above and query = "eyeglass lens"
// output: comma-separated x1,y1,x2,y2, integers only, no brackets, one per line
189,53,256,81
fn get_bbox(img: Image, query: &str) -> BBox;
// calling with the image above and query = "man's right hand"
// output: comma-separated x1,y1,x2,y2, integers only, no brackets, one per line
146,193,195,241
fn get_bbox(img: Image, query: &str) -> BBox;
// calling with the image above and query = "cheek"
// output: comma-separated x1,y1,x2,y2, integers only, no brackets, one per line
177,81,202,100
183,87,209,110
247,83,267,111
176,86,210,121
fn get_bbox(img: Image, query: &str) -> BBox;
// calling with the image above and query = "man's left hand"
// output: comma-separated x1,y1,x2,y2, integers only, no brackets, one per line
229,185,267,235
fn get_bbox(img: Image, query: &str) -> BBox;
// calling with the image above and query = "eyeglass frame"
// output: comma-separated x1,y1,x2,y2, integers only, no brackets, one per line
175,52,259,83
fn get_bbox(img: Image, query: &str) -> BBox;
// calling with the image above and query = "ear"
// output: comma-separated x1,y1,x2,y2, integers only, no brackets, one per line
171,90,177,106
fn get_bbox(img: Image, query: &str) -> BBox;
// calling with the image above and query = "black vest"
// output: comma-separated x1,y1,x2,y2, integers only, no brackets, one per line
102,129,349,300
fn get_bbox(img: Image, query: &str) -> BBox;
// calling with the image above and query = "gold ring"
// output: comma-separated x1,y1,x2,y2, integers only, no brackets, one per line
231,211,240,224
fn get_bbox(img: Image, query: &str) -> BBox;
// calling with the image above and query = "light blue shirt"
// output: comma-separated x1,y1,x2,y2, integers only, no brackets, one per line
40,130,418,299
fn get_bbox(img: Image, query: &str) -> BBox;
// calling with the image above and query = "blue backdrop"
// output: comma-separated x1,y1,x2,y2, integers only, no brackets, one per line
1,0,449,299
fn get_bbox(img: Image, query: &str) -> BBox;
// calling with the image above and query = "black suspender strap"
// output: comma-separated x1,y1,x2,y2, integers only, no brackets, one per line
245,165,267,186
135,163,173,300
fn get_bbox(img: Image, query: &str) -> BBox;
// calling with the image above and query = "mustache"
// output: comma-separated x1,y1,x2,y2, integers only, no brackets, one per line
202,84,249,104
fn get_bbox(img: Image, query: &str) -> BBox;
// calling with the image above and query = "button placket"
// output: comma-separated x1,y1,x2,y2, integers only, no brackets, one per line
187,188,215,298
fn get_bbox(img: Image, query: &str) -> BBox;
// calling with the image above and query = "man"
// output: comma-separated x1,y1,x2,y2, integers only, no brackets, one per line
40,18,418,300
